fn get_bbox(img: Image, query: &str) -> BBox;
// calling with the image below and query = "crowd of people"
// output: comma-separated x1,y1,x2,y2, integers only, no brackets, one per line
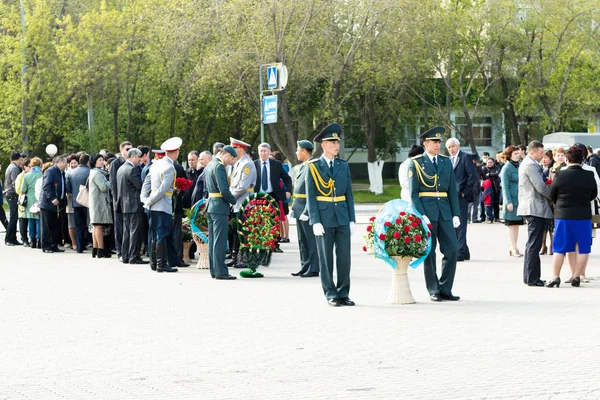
1,125,356,306
399,136,600,290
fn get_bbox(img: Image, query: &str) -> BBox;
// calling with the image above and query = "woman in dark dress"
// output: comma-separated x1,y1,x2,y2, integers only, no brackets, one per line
546,146,597,288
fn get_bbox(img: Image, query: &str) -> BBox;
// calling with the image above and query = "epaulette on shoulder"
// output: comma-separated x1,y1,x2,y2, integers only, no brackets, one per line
308,159,319,164
411,154,423,160
439,154,449,158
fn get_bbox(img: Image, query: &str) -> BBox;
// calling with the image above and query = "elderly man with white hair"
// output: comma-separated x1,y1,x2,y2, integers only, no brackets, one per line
446,137,478,262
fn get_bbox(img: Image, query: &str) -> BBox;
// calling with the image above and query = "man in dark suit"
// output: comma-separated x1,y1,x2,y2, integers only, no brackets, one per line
446,138,477,261
66,153,90,253
409,127,461,302
116,148,147,264
290,140,319,277
109,141,132,261
305,123,356,307
39,156,68,253
254,142,292,253
191,151,212,204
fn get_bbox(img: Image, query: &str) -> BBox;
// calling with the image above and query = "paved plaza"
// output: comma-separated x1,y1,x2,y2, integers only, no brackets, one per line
1,215,599,400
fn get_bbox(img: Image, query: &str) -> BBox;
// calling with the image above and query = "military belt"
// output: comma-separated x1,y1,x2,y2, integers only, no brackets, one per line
419,192,447,198
316,195,346,202
151,190,173,197
209,193,223,198
294,194,307,199
247,188,254,193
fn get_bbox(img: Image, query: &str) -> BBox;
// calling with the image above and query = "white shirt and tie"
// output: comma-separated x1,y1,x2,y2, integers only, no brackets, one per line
260,159,273,193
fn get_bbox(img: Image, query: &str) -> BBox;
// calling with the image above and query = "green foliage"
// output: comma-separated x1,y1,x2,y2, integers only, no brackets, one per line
1,0,600,163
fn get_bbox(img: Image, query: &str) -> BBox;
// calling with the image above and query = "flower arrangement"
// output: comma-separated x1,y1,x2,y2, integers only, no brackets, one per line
364,211,430,258
192,201,208,233
182,217,193,242
175,177,193,192
236,193,281,277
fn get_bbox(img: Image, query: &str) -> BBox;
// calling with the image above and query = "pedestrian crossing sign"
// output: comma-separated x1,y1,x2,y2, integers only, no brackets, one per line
267,66,277,89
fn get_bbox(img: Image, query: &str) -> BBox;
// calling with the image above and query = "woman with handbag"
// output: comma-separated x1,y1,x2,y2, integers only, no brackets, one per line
20,157,43,249
88,154,113,258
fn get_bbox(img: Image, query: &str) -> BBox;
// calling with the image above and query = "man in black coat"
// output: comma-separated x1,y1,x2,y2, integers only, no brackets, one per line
446,138,477,261
109,141,132,261
254,142,292,253
39,156,68,253
116,148,147,264
191,151,212,205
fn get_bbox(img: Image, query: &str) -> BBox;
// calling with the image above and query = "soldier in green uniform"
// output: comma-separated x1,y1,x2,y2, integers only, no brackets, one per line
205,145,238,280
408,127,461,301
306,123,356,307
290,140,319,278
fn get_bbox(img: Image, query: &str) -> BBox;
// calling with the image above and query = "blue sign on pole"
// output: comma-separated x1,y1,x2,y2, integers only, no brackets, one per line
267,66,278,90
263,95,277,124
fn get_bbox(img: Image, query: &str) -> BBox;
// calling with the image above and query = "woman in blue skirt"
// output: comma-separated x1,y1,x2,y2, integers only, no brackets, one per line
546,145,598,288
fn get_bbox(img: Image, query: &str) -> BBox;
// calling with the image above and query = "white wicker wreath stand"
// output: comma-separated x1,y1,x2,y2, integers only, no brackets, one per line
387,256,416,304
193,234,209,269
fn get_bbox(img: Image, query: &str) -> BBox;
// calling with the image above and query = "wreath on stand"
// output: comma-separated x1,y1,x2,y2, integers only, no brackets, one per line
236,192,281,278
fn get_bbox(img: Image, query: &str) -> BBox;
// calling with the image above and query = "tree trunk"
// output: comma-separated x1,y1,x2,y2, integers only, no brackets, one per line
112,90,120,151
278,90,299,163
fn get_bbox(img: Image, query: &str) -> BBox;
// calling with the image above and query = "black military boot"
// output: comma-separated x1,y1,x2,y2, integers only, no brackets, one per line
156,242,177,273
150,242,157,271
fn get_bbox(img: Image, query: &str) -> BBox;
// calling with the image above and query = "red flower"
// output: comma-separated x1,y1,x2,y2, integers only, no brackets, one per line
367,225,373,232
175,177,193,191
408,215,414,221
411,222,418,228
416,218,421,223
400,212,406,216
379,233,386,240
369,216,376,221
427,232,431,237
415,234,422,242
362,246,367,252
546,179,553,185
404,236,411,243
384,221,391,227
395,218,402,224
393,232,401,239
427,223,433,230
403,225,410,233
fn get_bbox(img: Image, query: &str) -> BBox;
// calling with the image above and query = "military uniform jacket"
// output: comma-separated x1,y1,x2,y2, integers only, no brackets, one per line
229,153,257,212
306,156,356,228
146,157,175,215
292,159,311,218
409,154,459,222
205,158,236,215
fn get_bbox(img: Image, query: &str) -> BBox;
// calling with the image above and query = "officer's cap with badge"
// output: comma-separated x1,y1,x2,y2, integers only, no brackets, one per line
418,126,445,144
297,140,314,151
314,122,342,143
230,138,250,149
160,137,183,153
222,145,238,158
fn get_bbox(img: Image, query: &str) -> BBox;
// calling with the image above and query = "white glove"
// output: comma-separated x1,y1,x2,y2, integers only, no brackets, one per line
453,216,460,228
299,214,309,222
350,221,355,235
288,210,294,219
422,215,430,225
312,223,325,236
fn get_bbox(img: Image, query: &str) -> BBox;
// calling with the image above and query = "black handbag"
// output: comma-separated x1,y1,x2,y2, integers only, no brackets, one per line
18,193,27,206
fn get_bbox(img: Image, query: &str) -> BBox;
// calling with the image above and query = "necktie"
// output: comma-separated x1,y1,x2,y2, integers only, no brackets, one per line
262,162,268,192
433,156,438,172
452,156,456,168
329,160,334,173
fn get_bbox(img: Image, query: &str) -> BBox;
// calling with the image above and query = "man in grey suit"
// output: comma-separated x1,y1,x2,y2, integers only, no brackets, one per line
116,148,147,264
290,140,319,278
517,141,552,286
66,153,90,253
110,141,132,261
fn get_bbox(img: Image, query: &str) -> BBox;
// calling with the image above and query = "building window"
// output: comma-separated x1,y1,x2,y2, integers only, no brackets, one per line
455,116,492,146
